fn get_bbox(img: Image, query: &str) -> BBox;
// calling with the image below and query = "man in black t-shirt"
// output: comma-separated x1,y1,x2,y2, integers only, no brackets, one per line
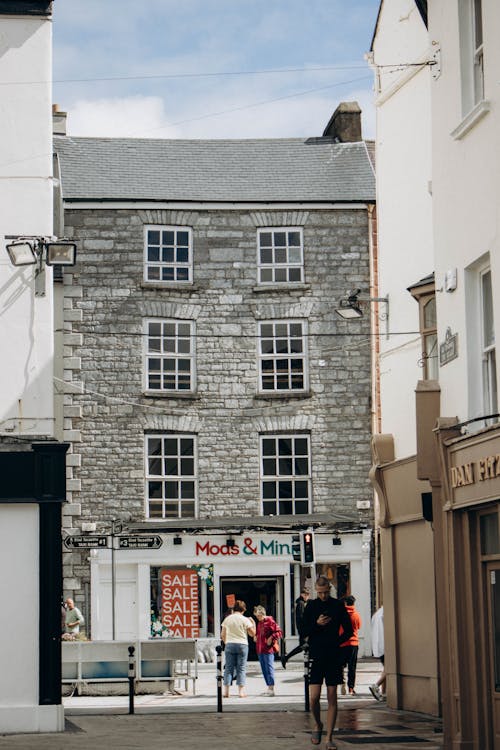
301,576,353,749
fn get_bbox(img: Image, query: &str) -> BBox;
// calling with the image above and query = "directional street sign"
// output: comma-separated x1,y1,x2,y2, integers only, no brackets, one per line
64,535,108,549
118,535,163,550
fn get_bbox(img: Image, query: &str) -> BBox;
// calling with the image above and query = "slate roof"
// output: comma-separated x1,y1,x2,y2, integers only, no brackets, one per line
54,135,376,204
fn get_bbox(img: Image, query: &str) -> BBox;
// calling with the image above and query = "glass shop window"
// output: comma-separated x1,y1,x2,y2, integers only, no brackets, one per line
294,562,350,601
150,565,214,638
480,512,500,555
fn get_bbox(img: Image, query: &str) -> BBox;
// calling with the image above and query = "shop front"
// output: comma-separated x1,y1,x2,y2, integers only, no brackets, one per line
433,422,500,750
89,527,372,658
370,434,440,716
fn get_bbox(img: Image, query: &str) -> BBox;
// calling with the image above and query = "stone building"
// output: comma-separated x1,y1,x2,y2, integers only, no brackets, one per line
54,103,376,654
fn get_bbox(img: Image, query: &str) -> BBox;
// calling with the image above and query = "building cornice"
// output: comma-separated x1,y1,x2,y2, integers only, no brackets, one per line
63,200,371,211
0,1,52,15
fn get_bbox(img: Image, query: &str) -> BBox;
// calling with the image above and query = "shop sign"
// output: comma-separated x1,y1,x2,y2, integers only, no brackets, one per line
439,327,458,367
118,535,162,549
64,535,108,549
195,535,292,558
450,454,500,488
160,569,199,638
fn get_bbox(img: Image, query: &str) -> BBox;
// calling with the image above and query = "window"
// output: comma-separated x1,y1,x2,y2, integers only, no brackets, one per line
144,226,192,283
257,228,303,284
260,434,311,516
145,319,195,393
145,435,196,519
408,277,438,380
459,0,484,115
258,320,307,393
481,268,497,415
422,296,438,380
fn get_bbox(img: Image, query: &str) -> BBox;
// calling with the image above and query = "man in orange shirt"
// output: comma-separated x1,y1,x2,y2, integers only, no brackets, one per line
339,595,362,695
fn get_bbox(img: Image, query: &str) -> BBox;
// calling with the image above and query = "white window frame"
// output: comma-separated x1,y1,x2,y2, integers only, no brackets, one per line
144,225,193,283
258,319,308,394
145,434,197,519
421,295,438,380
480,267,497,416
260,434,311,516
144,319,196,394
458,0,484,116
257,227,304,285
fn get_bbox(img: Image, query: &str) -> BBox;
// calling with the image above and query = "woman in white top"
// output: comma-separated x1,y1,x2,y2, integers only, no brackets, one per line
221,600,256,698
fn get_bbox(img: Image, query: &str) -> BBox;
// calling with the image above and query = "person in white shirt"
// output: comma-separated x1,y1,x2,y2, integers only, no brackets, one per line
369,605,386,701
64,598,84,636
221,600,256,698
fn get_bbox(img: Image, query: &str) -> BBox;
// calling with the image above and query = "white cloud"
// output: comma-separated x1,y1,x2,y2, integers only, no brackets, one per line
66,97,176,138
65,82,375,142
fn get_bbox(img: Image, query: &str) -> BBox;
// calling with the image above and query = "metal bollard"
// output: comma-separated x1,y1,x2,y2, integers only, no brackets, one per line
128,645,136,715
215,644,223,713
303,641,310,712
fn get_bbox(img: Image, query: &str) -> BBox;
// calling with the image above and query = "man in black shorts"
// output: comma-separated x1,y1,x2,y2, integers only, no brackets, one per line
301,576,353,750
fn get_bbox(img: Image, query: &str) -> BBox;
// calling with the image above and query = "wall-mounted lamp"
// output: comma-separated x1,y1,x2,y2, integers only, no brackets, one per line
6,237,77,267
6,237,77,296
335,290,363,319
335,288,389,337
173,535,183,546
332,532,342,546
226,537,236,548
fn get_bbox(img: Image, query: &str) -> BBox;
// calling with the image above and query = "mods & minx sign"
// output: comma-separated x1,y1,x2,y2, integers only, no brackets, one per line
195,536,292,557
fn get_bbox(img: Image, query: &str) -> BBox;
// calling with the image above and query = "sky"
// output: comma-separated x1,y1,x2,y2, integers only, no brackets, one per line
52,1,380,142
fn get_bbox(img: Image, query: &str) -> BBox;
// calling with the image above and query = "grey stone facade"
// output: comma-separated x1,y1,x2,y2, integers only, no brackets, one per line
60,205,373,594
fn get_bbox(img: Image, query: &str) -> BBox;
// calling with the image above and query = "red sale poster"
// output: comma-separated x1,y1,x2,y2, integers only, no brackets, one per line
160,569,199,638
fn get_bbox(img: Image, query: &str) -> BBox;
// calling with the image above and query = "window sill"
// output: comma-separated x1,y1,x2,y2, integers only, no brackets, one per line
141,282,198,291
143,390,200,400
252,283,310,294
254,390,312,401
451,99,490,140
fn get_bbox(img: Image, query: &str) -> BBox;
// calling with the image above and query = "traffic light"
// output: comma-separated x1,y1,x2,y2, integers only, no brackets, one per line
301,530,315,563
291,533,301,561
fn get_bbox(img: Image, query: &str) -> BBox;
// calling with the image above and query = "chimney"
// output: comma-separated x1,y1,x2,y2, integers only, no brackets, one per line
323,101,362,143
52,103,67,135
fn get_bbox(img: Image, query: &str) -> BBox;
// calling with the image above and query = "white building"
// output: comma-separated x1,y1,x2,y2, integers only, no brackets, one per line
0,0,67,734
369,0,440,717
371,0,500,745
369,0,434,458
427,2,500,744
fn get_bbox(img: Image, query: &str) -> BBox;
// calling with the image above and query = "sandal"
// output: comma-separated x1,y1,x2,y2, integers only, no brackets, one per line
310,725,323,745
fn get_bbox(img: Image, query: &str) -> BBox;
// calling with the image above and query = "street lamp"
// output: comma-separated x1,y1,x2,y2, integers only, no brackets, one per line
335,288,389,336
5,237,77,296
335,290,363,319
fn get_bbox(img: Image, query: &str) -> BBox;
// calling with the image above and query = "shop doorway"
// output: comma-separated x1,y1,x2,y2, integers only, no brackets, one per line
486,562,500,749
220,576,284,661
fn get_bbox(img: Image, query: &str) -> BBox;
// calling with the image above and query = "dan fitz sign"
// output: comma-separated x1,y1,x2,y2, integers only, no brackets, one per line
160,569,199,638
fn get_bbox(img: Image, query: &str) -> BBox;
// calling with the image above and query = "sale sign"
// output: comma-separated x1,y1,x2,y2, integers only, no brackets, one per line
160,569,200,638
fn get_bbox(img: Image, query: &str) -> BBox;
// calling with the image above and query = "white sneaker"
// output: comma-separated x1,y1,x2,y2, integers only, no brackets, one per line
369,684,383,702
262,686,275,696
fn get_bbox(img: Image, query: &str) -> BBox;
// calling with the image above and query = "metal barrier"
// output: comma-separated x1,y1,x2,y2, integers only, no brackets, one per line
128,645,135,714
62,639,197,695
215,644,223,713
303,641,310,712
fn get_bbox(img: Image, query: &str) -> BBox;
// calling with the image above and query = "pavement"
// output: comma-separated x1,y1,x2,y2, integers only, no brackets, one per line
0,660,443,749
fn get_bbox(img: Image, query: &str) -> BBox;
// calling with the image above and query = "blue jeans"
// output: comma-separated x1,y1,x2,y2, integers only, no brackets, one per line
258,652,275,686
223,642,248,687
